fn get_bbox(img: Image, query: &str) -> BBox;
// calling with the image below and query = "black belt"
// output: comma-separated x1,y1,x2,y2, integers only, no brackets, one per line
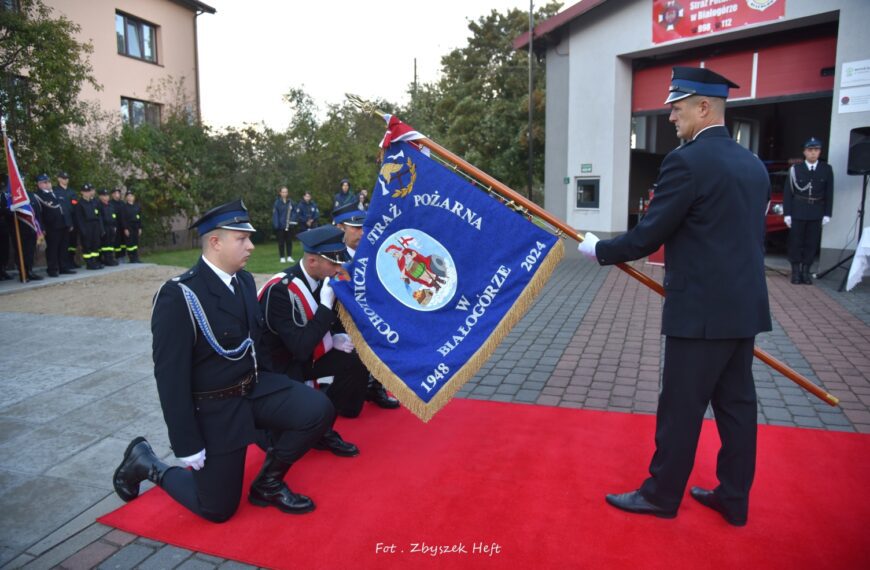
193,372,255,401
794,194,823,204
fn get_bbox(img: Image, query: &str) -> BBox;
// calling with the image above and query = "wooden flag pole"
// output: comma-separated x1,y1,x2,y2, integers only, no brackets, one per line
347,96,839,407
12,215,28,283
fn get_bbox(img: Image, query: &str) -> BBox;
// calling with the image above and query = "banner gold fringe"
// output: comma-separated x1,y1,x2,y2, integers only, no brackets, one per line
338,239,565,422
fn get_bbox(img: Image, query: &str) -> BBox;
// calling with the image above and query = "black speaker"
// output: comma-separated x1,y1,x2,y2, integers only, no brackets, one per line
847,126,870,175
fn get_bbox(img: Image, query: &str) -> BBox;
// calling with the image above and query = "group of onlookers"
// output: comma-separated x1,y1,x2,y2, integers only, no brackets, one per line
271,179,367,263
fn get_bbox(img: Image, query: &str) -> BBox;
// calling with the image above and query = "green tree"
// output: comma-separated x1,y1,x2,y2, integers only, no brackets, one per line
405,3,561,200
0,0,98,175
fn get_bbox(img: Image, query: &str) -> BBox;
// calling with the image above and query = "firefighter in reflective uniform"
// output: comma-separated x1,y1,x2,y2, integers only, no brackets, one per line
122,190,143,263
75,183,103,270
97,189,119,266
111,188,126,262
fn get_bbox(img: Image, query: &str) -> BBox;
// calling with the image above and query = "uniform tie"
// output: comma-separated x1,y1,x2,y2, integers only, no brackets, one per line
230,275,239,294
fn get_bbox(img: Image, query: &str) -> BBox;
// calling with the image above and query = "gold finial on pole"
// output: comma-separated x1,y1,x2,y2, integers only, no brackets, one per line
345,93,382,117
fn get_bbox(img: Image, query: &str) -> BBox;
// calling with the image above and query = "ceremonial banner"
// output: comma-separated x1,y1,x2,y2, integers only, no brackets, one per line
652,0,785,45
333,127,563,422
3,132,42,236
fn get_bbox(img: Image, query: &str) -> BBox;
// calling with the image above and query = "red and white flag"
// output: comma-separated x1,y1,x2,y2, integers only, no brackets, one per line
3,132,43,237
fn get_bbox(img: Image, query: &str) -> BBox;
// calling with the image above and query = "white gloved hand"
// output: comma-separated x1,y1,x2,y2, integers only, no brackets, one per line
784,216,792,228
333,333,354,353
577,232,600,261
178,448,206,471
822,216,831,225
320,278,335,309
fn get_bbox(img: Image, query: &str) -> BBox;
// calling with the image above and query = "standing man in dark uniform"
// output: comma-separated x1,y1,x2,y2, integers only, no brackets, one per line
332,203,399,409
97,189,119,266
0,182,11,280
54,172,79,269
122,190,142,263
578,67,771,526
74,183,103,270
258,225,372,457
783,137,834,285
113,200,333,521
33,174,68,277
110,188,126,262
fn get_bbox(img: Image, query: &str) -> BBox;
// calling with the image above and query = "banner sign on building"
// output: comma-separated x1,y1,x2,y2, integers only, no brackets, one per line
333,130,563,422
653,0,785,44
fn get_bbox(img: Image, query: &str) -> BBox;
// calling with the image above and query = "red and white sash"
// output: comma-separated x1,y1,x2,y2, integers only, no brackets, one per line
258,272,333,361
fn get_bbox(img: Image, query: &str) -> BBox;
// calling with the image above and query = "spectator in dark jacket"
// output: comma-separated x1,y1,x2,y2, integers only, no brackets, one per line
272,186,295,263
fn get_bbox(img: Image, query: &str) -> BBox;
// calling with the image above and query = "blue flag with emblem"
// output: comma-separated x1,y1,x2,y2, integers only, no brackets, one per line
333,131,563,422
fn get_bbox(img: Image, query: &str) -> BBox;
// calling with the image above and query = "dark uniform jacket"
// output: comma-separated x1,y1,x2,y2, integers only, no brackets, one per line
783,161,833,220
292,200,319,226
596,126,772,339
74,197,102,235
151,258,291,457
333,190,356,211
34,190,65,230
258,263,335,381
121,202,142,230
52,185,75,227
97,200,118,231
110,198,125,231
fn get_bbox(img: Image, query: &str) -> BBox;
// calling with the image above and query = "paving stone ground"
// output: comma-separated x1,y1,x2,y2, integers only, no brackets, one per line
1,251,868,569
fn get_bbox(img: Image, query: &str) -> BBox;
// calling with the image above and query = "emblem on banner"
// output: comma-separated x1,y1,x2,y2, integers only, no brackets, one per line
746,0,778,12
657,0,684,31
377,230,457,311
378,150,418,198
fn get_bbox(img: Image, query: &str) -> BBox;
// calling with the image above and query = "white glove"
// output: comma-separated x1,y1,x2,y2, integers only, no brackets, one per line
178,449,206,471
333,333,354,353
822,216,830,225
577,232,600,261
320,278,335,309
784,216,792,228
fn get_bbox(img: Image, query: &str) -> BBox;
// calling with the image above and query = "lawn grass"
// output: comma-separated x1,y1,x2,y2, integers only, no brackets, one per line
141,239,301,275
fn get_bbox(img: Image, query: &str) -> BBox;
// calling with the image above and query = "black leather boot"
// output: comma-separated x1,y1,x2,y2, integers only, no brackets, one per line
113,437,171,502
790,263,801,284
248,453,315,514
313,428,360,457
801,264,813,285
366,380,400,409
103,252,119,266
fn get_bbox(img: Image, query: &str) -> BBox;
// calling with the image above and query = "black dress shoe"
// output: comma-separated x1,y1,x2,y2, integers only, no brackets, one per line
28,272,43,281
113,436,170,502
605,490,677,519
367,381,400,409
0,272,10,281
48,271,59,278
60,269,77,275
689,487,747,526
313,429,359,457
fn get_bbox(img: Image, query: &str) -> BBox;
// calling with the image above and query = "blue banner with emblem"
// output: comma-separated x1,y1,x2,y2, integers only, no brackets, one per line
333,140,563,422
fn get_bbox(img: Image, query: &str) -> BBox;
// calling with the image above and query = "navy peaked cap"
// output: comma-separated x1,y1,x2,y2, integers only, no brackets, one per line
804,137,823,148
36,173,50,182
298,225,349,264
190,199,256,234
665,66,739,104
332,203,366,226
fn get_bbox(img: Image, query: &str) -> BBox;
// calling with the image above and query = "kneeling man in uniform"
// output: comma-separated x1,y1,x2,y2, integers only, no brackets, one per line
113,200,334,521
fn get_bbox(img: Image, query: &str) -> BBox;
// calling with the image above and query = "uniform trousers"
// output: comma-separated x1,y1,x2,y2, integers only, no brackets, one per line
639,337,757,518
788,218,822,265
309,349,369,418
44,228,64,274
159,378,334,523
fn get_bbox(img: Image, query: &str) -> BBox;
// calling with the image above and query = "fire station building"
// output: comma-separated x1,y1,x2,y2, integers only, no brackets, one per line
516,0,870,264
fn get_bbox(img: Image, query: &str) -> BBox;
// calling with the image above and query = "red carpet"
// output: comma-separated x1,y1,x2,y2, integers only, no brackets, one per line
99,399,870,569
